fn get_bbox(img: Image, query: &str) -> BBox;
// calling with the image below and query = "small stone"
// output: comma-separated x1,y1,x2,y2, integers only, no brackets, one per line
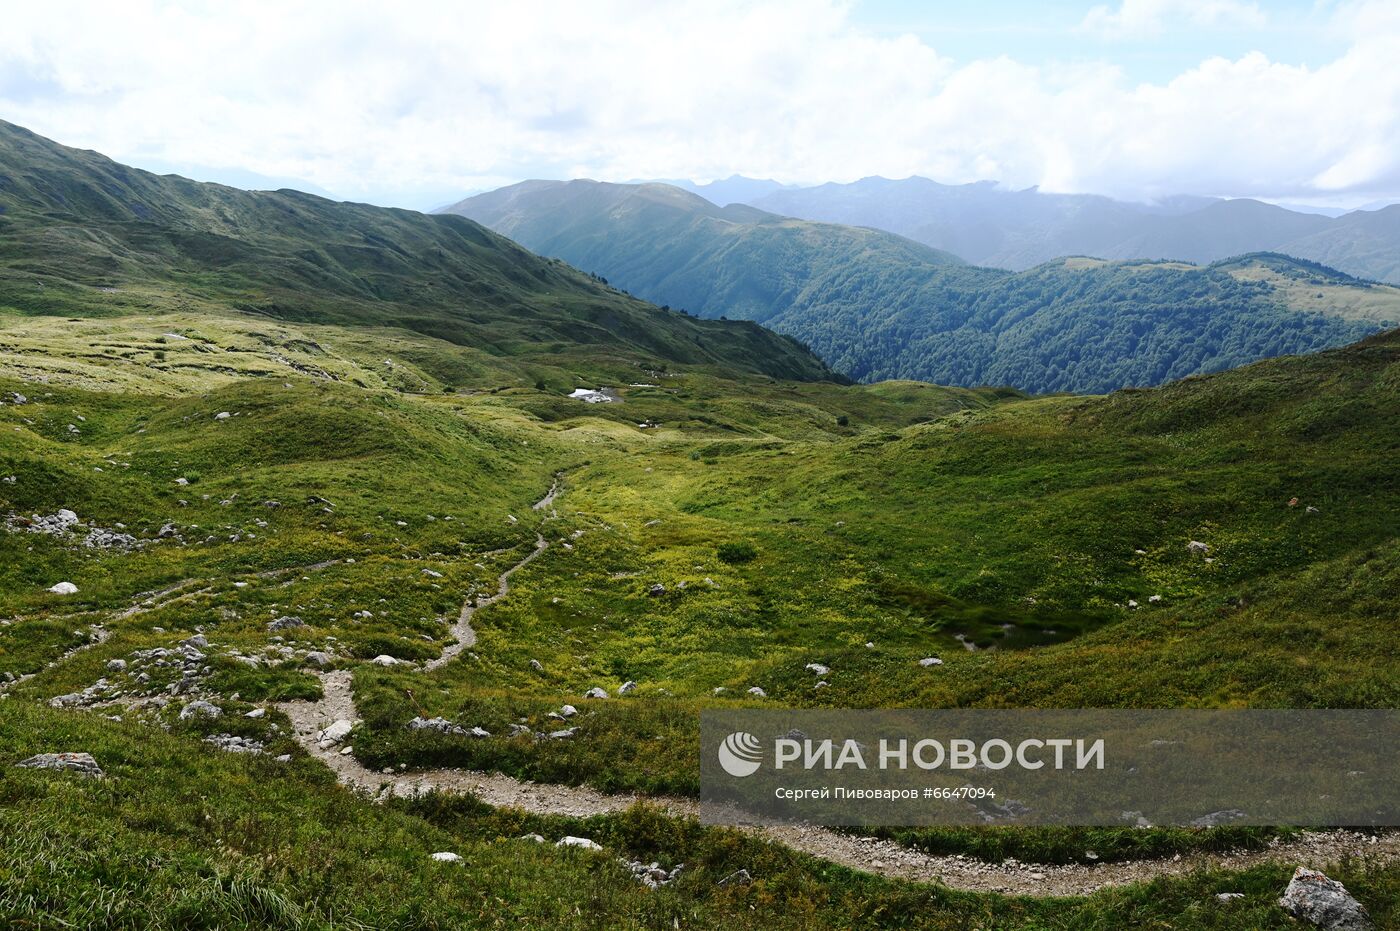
244,707,266,719
1187,540,1211,556
304,651,333,667
370,655,399,666
431,851,462,863
47,582,79,595
747,686,766,697
805,663,830,676
618,680,637,694
518,833,546,843
583,687,609,699
1217,892,1244,902
528,659,544,672
318,719,354,746
919,657,943,667
648,583,667,597
106,658,127,672
559,704,578,718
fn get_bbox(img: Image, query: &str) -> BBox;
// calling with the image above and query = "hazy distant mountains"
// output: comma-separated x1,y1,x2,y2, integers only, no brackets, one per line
682,176,1400,286
441,179,1400,392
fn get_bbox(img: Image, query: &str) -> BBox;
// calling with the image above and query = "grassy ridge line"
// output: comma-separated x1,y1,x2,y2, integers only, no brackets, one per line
0,119,833,384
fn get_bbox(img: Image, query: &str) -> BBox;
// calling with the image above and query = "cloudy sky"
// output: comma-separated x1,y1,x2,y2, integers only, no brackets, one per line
3,0,1398,210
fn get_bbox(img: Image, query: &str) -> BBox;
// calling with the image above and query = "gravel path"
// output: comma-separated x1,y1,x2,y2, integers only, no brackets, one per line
276,482,1400,897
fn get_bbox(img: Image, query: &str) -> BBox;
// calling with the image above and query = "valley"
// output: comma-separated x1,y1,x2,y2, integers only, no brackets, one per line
1,121,1397,930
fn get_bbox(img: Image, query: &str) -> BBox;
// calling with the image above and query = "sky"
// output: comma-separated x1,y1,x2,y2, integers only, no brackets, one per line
2,0,1398,211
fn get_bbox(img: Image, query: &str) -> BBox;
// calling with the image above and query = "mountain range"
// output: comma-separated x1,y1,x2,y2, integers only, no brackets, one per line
686,175,1400,285
442,179,1400,392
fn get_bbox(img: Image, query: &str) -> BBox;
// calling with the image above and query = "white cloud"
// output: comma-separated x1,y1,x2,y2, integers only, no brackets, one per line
0,0,1397,207
1079,0,1267,38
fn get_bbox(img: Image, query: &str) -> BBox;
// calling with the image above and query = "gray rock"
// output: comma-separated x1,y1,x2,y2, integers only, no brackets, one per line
1187,540,1211,556
528,659,544,672
919,656,944,667
746,686,766,697
244,707,266,719
647,583,666,597
47,581,79,595
430,851,462,863
583,687,609,699
805,663,830,676
106,658,127,672
15,752,103,778
718,868,752,886
548,727,578,739
1216,892,1245,902
618,680,637,694
370,654,400,666
559,704,578,718
179,700,222,720
304,651,333,667
266,615,306,632
184,634,208,650
1278,867,1373,930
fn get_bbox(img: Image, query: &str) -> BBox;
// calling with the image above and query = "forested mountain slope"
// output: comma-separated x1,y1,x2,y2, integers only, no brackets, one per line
446,179,1399,392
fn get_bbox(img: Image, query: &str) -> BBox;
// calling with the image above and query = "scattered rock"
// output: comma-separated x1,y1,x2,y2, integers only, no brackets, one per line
409,716,467,735
214,412,231,420
618,680,637,695
304,651,333,667
1278,867,1373,930
919,656,943,667
746,686,766,697
528,659,544,672
805,663,830,676
370,654,400,666
48,581,79,595
623,858,684,888
583,687,609,699
559,704,578,718
431,851,463,863
244,707,266,719
1187,540,1211,557
518,833,546,843
549,727,578,739
15,752,103,778
106,658,127,672
1217,892,1245,902
647,583,666,597
204,734,264,754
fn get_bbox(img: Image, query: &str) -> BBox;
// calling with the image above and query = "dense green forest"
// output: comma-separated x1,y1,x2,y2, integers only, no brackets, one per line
448,180,1400,393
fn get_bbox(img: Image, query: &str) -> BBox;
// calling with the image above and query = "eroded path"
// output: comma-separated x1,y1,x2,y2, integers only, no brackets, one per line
275,482,1400,897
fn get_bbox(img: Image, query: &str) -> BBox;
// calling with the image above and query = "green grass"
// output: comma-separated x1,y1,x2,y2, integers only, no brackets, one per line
0,186,1397,924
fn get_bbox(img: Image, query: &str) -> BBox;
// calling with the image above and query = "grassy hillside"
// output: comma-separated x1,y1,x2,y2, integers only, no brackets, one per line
442,179,965,324
443,179,1398,391
0,121,831,384
1,301,1396,926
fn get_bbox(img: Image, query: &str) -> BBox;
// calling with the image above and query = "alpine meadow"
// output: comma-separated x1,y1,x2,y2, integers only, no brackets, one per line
2,4,1400,930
